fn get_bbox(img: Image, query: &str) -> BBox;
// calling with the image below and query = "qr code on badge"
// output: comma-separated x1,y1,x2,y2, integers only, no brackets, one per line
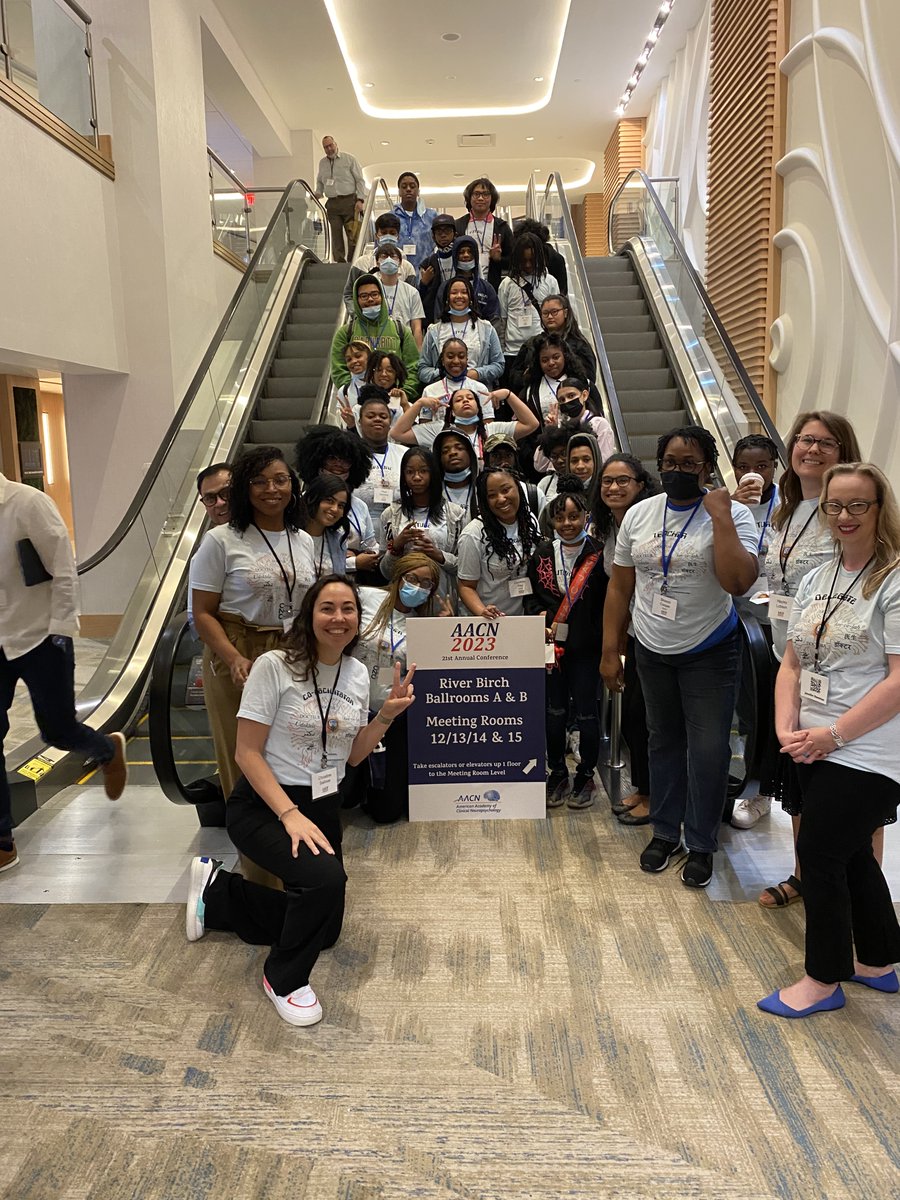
808,675,823,695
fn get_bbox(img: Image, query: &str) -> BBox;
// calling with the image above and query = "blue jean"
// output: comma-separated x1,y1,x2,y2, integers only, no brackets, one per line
0,636,113,843
635,629,740,854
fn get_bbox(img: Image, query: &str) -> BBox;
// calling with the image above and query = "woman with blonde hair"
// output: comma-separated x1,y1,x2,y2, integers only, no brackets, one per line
756,410,863,908
355,552,447,822
759,463,900,1017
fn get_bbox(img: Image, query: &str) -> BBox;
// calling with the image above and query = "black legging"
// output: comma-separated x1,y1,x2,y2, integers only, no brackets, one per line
621,635,650,795
547,651,600,777
364,712,409,824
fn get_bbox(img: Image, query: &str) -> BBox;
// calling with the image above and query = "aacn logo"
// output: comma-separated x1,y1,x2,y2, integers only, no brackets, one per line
456,789,501,804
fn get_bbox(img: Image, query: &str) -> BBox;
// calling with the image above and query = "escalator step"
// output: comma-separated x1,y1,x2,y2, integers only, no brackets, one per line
299,277,345,293
596,315,654,334
583,256,632,273
601,332,660,352
607,349,667,371
629,433,670,460
615,387,683,413
622,409,688,434
250,417,316,442
609,367,674,390
282,322,335,341
294,294,338,309
243,441,304,465
266,376,326,397
257,396,319,420
269,352,331,377
593,299,648,319
585,284,643,302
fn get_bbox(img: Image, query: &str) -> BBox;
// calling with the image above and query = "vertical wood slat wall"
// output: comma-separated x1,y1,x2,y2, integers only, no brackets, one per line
580,194,606,255
706,0,788,416
598,118,645,257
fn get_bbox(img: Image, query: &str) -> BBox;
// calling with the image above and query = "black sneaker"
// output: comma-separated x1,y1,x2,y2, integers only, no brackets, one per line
681,851,714,888
639,836,685,873
546,770,569,808
567,774,596,810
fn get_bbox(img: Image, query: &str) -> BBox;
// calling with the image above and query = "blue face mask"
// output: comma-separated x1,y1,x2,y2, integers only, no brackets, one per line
378,234,399,246
558,528,588,546
451,306,471,316
399,581,431,609
361,305,382,320
350,371,366,383
379,258,400,276
457,259,475,272
443,467,471,483
454,413,480,426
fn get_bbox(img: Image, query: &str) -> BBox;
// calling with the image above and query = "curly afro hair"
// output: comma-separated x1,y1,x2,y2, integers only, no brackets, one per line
294,424,373,492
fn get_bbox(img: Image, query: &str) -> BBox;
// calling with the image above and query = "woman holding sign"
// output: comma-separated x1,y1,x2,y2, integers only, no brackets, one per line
525,476,607,810
457,467,541,618
758,463,900,1018
355,553,447,823
185,576,416,1027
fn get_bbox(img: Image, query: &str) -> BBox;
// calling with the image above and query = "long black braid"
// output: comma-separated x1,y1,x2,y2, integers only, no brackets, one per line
475,467,540,571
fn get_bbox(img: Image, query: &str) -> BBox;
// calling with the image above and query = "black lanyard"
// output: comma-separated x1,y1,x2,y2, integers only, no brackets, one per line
312,659,342,768
253,525,296,605
778,507,817,591
813,555,872,669
312,535,329,579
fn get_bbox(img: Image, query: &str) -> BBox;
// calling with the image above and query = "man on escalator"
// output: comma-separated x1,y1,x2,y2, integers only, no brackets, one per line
0,473,128,873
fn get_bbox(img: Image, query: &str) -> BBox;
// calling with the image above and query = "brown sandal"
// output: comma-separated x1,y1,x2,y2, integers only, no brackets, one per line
758,875,803,908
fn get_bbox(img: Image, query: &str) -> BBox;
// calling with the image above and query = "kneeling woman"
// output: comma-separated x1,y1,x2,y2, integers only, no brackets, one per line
186,576,415,1027
525,476,607,810
356,553,446,823
457,467,541,618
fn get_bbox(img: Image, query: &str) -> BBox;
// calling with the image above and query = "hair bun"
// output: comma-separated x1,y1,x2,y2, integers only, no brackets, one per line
555,473,585,494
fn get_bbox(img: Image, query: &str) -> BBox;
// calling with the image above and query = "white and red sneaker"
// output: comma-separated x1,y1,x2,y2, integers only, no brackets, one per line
263,976,323,1027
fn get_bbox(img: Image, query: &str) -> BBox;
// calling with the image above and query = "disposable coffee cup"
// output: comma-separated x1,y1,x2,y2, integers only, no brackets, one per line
741,471,764,504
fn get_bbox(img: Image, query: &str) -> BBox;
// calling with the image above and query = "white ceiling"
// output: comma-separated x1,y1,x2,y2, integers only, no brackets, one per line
210,0,708,201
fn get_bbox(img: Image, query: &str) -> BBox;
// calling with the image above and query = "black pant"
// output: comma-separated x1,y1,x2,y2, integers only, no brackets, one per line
0,636,113,843
796,761,900,983
547,650,600,777
621,636,650,795
364,712,409,824
204,777,347,995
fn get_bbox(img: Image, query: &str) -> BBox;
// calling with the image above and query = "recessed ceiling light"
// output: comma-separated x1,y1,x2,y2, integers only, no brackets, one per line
325,87,333,92
380,140,390,146
425,138,435,144
525,136,534,142
364,82,374,88
441,32,461,41
454,173,464,177
533,76,544,82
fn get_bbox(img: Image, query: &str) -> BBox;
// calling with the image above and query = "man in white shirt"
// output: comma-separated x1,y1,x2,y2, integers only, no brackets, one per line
314,135,366,263
0,474,128,872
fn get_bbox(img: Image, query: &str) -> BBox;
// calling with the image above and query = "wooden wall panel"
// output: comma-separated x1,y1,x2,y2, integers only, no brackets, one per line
595,119,645,257
706,0,788,417
581,193,606,256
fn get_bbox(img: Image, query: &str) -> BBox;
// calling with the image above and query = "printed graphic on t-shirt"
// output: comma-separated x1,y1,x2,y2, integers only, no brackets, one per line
246,555,287,612
631,534,709,586
285,682,363,770
792,596,870,670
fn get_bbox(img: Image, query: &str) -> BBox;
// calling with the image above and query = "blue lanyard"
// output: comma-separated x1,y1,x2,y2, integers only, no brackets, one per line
470,217,491,252
372,448,390,479
348,505,363,538
444,480,472,508
660,498,704,593
383,285,398,318
413,509,431,530
757,489,776,554
402,211,417,238
388,614,405,654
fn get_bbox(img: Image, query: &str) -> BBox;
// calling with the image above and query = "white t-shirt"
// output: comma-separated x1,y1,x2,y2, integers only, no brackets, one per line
465,216,496,277
358,252,416,284
380,500,465,600
237,651,370,786
379,280,425,325
424,319,485,364
191,525,316,627
764,498,836,659
354,442,406,526
614,493,758,654
788,563,900,784
457,517,531,616
354,587,429,707
412,419,518,466
346,494,379,558
498,274,559,353
737,483,780,608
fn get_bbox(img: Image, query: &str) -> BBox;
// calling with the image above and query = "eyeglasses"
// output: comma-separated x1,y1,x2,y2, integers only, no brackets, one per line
199,488,230,507
471,189,492,198
601,475,638,489
250,473,291,489
401,574,434,591
795,434,841,454
820,500,878,516
659,458,704,473
542,307,565,317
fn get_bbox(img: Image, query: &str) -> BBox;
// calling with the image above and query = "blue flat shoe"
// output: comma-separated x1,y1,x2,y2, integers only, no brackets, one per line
849,970,899,994
757,986,845,1018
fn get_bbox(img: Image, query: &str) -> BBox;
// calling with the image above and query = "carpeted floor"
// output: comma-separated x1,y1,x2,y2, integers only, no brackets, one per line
2,807,898,1199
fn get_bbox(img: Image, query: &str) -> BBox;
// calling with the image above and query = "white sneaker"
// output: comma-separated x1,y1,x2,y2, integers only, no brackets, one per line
263,976,323,1027
186,856,221,942
731,794,772,829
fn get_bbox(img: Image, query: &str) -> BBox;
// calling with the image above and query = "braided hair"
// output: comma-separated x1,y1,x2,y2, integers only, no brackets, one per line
475,467,540,570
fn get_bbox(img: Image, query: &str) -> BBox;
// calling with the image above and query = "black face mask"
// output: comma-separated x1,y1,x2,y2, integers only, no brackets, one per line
436,247,454,258
660,470,705,503
559,401,583,419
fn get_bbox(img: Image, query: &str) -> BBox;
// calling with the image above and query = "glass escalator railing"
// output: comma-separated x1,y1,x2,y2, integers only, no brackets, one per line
10,179,333,790
607,169,787,485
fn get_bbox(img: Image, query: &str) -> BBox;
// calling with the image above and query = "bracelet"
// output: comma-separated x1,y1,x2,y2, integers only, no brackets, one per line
376,710,394,726
278,806,298,822
829,723,846,749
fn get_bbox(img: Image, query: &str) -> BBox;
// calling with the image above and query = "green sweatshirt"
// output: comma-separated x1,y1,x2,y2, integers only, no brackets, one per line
330,277,420,400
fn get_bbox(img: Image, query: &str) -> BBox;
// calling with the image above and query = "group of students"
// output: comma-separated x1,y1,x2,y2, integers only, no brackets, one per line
181,172,899,1027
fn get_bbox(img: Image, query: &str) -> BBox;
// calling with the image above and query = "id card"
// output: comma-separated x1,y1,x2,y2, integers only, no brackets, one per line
544,643,557,665
651,593,678,620
514,311,533,328
373,485,393,505
323,178,337,195
508,577,533,597
378,666,396,687
311,767,338,800
800,669,829,704
402,243,416,256
769,594,794,622
554,622,569,643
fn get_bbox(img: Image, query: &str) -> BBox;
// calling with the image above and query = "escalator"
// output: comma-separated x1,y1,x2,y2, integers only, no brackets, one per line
6,175,366,825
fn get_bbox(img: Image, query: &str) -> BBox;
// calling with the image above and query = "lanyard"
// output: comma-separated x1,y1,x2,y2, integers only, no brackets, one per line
660,498,704,593
371,447,390,479
312,659,342,769
555,542,578,602
778,506,817,591
313,535,328,579
363,315,390,351
470,217,491,252
543,376,560,399
381,284,398,318
401,211,416,238
757,489,777,554
348,505,363,538
813,556,872,669
253,525,296,604
388,613,406,654
444,480,472,508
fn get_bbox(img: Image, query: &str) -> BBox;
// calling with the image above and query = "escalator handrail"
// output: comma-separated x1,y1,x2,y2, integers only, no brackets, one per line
607,169,787,463
541,173,631,455
148,608,195,805
78,178,330,574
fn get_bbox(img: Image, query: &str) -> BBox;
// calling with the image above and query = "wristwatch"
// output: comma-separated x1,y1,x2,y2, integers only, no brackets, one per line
829,723,846,748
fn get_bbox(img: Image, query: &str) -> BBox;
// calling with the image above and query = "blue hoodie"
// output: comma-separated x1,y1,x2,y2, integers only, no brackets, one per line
430,236,501,325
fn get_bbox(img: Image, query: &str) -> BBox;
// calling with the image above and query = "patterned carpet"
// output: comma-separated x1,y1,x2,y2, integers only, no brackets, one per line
2,809,898,1199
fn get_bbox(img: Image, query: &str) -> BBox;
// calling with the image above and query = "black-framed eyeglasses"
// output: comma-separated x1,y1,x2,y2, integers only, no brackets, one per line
601,475,639,489
820,500,878,516
250,473,291,488
795,433,840,454
542,306,565,318
200,488,230,507
659,457,705,474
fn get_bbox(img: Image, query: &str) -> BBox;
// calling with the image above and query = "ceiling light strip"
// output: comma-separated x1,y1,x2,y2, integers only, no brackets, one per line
616,0,676,116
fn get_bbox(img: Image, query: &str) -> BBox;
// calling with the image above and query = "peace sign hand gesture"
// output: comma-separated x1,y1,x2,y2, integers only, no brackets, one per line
380,662,417,720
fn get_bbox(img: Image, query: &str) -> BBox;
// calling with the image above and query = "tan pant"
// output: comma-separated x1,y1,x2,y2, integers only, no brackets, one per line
325,192,360,262
203,614,285,889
